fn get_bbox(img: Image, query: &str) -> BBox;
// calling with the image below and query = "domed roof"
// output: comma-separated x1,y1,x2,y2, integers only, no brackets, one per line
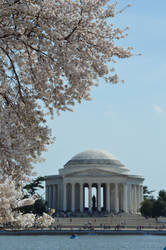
65,149,124,167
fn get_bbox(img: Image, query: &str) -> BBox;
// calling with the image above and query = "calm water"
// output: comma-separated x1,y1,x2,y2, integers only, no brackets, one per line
0,235,166,250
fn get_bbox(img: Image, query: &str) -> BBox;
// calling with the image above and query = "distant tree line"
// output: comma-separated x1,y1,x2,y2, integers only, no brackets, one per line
140,186,166,218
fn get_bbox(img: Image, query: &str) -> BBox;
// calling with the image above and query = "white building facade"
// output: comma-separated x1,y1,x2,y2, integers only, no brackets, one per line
45,150,144,214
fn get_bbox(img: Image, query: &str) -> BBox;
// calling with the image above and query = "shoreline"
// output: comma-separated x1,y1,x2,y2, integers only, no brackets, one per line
0,229,166,236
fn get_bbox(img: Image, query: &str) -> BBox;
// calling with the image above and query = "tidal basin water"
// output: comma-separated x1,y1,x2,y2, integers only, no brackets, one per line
0,235,166,250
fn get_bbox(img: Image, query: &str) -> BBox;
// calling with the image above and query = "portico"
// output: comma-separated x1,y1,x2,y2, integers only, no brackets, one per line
45,150,144,214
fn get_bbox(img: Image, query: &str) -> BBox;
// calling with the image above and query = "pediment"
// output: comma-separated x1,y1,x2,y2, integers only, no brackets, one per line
65,169,122,178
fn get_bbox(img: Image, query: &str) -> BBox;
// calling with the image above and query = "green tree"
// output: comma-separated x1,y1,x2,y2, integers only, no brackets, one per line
19,176,47,215
23,176,45,196
140,189,166,218
158,190,166,202
152,200,166,218
19,198,46,216
143,186,154,200
140,198,154,218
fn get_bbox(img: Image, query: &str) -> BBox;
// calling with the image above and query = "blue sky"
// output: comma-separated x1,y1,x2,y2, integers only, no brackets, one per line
35,0,166,197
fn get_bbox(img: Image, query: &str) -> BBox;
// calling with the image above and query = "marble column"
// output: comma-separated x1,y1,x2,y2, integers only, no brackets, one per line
63,183,67,211
46,185,49,207
83,186,85,210
88,183,92,212
55,184,58,210
57,184,60,211
115,183,119,213
103,186,106,210
136,185,139,211
140,185,144,202
128,184,132,213
133,185,137,213
80,183,83,212
131,185,134,213
71,183,75,212
137,185,142,209
138,185,141,206
106,183,110,212
123,183,128,212
97,183,101,212
52,185,56,209
48,185,52,208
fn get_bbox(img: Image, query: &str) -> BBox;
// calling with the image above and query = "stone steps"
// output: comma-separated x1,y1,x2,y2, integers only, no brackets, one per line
53,214,160,228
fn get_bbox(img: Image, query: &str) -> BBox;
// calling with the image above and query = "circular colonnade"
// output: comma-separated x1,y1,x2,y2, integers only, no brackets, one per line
46,149,144,214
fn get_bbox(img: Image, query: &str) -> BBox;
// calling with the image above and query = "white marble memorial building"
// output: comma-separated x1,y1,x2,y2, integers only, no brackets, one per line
45,149,144,213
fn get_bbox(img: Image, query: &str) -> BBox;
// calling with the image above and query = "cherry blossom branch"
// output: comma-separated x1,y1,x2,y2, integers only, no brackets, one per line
0,46,24,102
64,18,82,41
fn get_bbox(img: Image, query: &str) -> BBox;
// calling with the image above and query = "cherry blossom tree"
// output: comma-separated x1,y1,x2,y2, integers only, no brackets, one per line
0,176,36,226
0,0,132,225
0,176,55,228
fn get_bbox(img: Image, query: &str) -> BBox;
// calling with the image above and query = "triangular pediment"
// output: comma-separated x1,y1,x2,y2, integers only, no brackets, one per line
65,169,123,178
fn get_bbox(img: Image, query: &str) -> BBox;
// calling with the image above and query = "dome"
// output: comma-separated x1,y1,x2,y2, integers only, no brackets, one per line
65,149,124,167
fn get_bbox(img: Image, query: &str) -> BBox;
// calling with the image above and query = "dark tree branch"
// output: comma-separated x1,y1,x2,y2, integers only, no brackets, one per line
23,42,55,63
0,93,10,105
0,33,21,40
0,46,24,103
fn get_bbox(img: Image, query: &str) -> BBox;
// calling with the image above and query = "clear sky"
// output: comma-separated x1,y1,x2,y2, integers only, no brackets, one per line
35,0,166,197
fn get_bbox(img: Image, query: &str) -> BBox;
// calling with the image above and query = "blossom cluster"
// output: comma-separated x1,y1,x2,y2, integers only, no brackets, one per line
35,213,55,228
0,176,54,228
15,212,55,228
0,177,32,225
0,0,132,112
0,177,22,224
